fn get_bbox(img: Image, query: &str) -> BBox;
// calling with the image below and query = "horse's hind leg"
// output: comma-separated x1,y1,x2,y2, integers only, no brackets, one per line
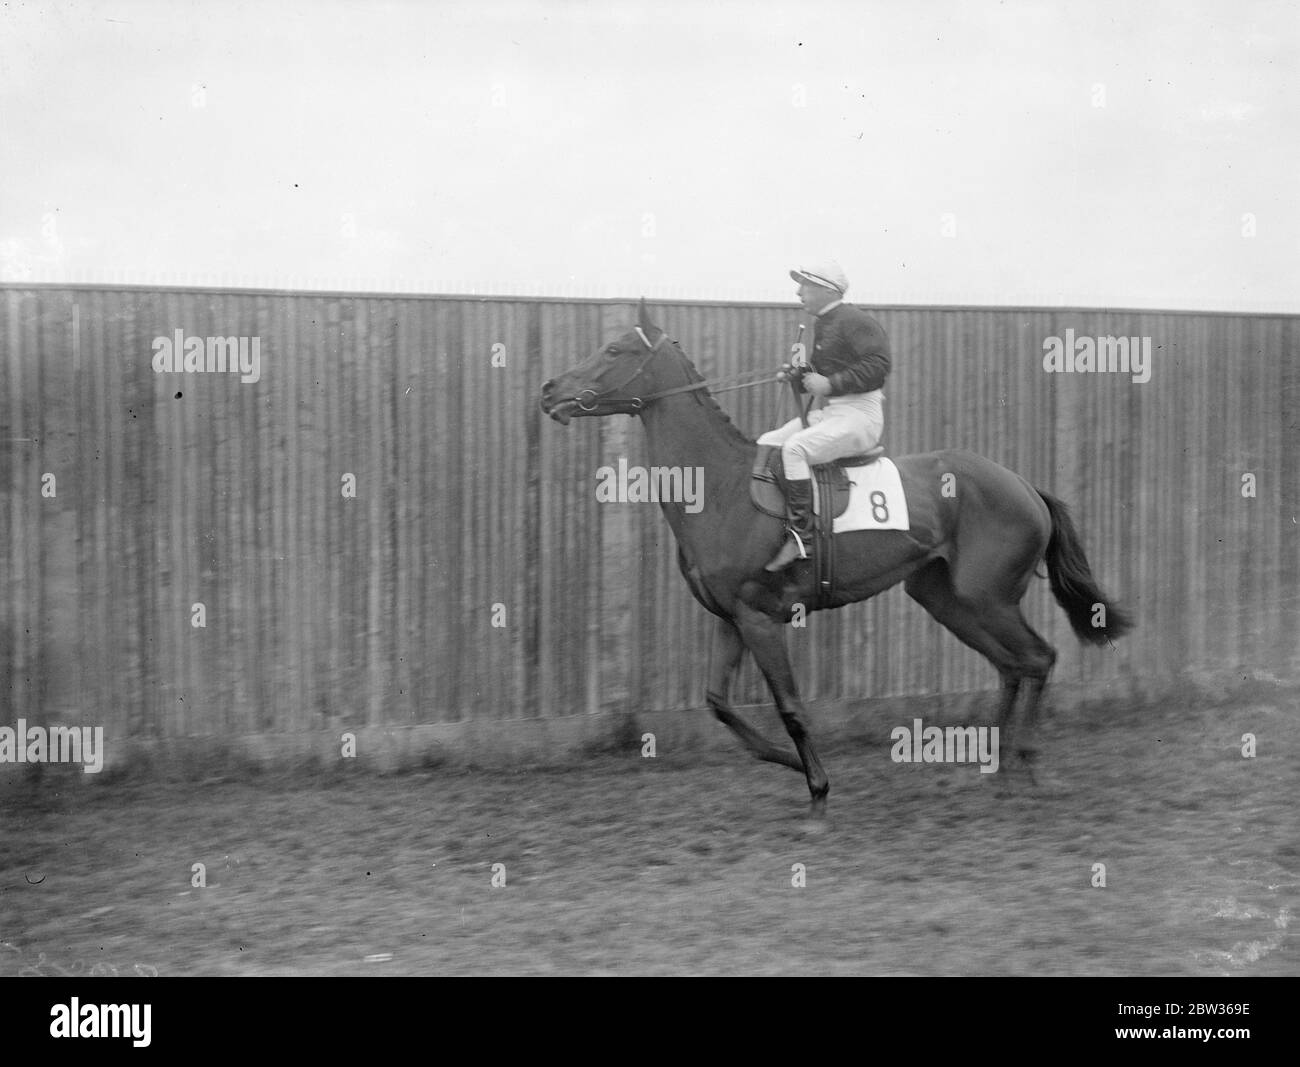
904,560,1057,769
973,606,1057,765
706,616,805,773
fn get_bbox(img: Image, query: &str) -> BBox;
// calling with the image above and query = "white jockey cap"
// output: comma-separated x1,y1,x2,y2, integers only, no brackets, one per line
789,260,849,294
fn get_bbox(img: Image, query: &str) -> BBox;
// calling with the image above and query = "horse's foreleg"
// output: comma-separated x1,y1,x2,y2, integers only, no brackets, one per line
733,602,829,811
707,617,805,772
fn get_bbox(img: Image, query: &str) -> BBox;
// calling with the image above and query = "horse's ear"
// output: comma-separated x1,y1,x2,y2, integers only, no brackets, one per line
637,297,658,333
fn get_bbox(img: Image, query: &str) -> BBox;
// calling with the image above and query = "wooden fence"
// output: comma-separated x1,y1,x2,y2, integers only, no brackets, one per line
2,285,1296,743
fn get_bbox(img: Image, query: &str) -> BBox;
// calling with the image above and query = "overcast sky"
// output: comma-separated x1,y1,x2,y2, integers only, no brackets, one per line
1,0,1296,310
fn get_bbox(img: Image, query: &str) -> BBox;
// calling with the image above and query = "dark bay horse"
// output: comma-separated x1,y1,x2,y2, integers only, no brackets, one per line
539,301,1132,813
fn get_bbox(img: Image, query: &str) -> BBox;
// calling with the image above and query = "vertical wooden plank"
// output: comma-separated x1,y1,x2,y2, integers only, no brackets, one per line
105,291,127,736
1279,318,1300,676
231,289,253,734
278,291,302,732
327,295,346,723
304,294,329,726
412,297,435,720
127,289,151,735
537,301,564,718
389,301,410,725
437,295,457,721
4,291,31,723
596,302,634,718
164,288,185,736
381,297,399,725
521,302,543,719
357,297,379,727
78,295,103,732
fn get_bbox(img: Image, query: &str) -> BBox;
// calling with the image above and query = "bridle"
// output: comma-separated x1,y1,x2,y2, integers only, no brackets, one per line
570,327,781,414
573,327,671,412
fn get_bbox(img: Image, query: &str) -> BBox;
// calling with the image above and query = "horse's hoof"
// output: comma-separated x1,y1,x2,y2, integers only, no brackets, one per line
800,792,829,829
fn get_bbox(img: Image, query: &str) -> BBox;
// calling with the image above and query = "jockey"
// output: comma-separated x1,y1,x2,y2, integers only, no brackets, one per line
759,260,891,571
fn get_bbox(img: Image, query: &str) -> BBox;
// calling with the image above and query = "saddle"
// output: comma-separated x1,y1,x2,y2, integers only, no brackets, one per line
751,443,886,608
749,444,885,520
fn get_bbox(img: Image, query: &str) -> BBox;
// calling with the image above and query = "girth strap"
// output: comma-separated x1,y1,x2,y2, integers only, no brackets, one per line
812,466,836,604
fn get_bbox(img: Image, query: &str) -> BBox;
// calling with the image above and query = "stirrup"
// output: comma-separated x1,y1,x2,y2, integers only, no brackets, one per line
764,529,809,571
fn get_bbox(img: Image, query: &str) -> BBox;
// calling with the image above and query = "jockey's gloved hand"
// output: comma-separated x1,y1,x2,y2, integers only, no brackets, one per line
803,372,833,397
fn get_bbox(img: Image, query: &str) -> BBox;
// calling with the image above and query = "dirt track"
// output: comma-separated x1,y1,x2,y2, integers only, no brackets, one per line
3,694,1295,976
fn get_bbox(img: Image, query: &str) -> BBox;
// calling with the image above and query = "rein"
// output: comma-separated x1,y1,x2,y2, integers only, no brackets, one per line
638,368,786,403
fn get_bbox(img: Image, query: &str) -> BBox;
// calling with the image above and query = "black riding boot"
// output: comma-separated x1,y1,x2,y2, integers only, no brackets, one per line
765,478,816,571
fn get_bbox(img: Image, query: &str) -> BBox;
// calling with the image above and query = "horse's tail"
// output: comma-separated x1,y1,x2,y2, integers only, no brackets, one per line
1036,489,1133,645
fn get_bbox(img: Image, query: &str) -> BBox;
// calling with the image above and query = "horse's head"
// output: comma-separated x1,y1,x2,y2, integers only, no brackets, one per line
540,299,679,425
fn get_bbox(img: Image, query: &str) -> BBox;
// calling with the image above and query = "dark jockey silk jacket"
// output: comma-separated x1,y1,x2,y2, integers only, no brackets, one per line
806,303,891,397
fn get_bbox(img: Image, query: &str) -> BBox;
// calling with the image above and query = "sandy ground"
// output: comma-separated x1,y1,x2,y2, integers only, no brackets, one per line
2,694,1295,976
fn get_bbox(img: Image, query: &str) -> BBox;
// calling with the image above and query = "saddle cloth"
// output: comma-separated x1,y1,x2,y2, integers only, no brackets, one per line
750,446,909,533
830,458,909,533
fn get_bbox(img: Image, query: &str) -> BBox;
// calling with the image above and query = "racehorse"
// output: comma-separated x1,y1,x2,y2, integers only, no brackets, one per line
539,300,1132,814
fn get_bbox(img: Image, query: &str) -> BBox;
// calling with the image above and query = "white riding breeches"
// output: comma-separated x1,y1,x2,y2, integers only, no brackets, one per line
756,391,884,481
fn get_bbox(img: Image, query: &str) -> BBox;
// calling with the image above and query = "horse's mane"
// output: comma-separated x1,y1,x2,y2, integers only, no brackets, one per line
670,343,756,449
